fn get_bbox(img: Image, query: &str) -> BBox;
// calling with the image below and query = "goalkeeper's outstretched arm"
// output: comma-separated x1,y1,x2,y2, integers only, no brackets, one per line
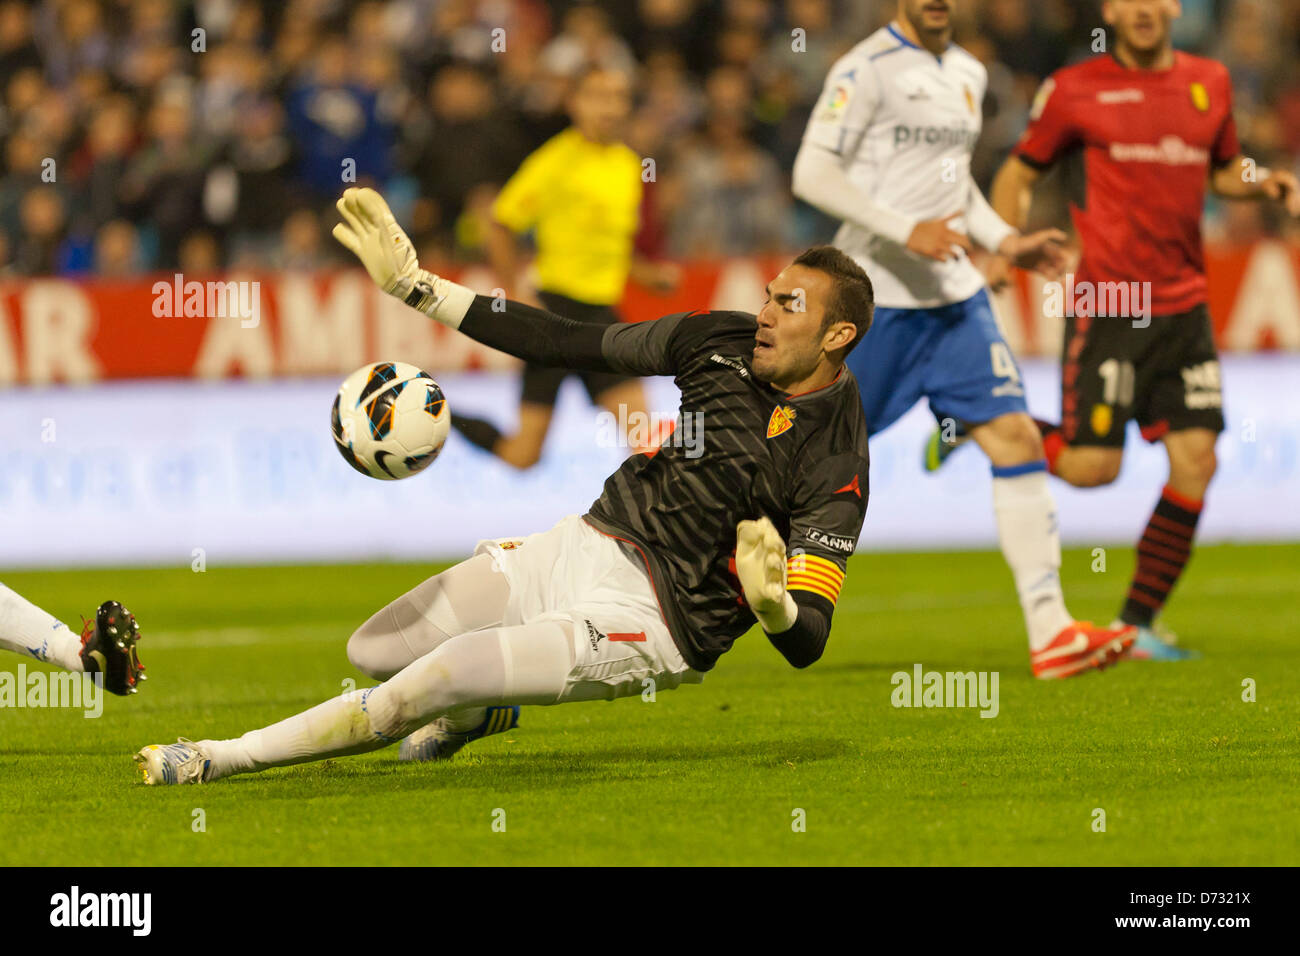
333,186,649,373
735,517,831,669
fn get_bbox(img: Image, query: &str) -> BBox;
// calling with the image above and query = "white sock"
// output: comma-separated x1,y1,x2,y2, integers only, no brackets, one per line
200,624,568,780
990,465,1073,651
442,706,488,733
0,584,85,672
202,687,400,780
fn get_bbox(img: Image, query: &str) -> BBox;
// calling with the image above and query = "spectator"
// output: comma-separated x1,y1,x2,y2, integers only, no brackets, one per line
119,89,213,269
94,219,143,276
404,61,528,253
284,33,394,199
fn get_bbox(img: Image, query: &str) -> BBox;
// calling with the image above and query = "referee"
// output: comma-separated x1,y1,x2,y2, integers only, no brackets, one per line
451,66,679,468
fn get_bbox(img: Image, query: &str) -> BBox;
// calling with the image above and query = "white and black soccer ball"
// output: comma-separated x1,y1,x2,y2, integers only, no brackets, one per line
331,361,450,480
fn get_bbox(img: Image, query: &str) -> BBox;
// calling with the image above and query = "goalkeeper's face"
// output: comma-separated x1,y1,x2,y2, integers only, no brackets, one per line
753,265,853,389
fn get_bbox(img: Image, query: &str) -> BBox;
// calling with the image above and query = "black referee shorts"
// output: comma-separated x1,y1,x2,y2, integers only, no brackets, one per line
521,290,636,408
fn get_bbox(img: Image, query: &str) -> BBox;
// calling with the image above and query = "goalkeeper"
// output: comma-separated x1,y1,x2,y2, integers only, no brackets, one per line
134,188,873,784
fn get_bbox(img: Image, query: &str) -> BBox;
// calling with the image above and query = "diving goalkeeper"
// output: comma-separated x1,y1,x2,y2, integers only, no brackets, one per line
133,187,872,784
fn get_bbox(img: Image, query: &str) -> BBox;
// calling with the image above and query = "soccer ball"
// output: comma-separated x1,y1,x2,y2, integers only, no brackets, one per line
331,361,450,480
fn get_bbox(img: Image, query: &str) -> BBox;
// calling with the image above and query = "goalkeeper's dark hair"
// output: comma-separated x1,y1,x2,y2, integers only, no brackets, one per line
793,245,874,360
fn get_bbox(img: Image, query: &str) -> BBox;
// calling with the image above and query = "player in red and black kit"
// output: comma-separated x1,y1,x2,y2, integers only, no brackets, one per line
986,0,1300,656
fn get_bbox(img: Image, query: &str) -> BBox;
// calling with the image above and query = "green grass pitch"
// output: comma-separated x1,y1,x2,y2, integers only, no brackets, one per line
1,543,1296,866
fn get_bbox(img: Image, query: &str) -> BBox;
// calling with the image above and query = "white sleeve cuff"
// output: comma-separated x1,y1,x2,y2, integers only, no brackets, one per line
406,271,476,329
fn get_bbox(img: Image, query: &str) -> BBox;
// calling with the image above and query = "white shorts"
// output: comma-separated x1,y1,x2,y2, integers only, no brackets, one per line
474,514,705,703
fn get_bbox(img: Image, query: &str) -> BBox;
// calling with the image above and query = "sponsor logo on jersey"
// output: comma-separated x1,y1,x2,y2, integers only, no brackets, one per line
1190,81,1210,112
767,405,797,438
1109,135,1209,166
1097,88,1144,104
1091,403,1113,437
893,124,978,149
806,528,856,554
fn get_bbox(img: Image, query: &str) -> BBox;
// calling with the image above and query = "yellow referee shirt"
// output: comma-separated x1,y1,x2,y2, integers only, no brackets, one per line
492,127,643,306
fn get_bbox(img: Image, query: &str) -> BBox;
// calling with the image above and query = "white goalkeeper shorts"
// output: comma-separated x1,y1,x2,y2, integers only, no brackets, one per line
474,514,705,703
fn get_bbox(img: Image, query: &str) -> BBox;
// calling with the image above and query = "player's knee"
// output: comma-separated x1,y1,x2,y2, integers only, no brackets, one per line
1006,415,1045,460
382,644,488,731
347,613,396,680
1171,444,1217,489
1068,452,1122,487
979,413,1043,466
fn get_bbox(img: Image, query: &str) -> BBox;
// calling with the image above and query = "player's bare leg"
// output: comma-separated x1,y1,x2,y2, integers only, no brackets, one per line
1162,427,1217,502
1107,428,1216,659
1044,444,1123,488
968,412,1134,677
452,402,554,470
491,403,555,469
1031,422,1201,660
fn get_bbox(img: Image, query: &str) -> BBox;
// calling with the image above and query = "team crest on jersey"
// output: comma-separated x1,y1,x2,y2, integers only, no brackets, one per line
1091,403,1113,437
963,85,975,114
766,405,797,438
1190,82,1210,112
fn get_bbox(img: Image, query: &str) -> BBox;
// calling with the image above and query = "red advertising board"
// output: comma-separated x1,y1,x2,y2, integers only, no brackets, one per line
1,243,1297,385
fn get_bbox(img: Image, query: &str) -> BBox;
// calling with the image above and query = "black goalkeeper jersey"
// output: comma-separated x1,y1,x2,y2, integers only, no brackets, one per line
584,310,871,671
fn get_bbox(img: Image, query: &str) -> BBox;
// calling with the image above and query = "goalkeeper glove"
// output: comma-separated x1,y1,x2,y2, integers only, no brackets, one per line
735,517,799,634
331,187,474,327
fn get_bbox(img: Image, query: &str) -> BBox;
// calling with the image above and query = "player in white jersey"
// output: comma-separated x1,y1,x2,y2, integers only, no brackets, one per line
792,0,1136,678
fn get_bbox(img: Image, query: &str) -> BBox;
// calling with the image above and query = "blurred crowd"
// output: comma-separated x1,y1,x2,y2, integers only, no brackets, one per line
0,0,1297,278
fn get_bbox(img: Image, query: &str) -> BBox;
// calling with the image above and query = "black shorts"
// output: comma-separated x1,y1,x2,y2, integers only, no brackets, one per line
520,291,635,407
1061,304,1224,448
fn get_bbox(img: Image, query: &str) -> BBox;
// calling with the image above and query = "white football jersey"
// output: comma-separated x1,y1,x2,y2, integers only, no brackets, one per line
803,24,992,309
